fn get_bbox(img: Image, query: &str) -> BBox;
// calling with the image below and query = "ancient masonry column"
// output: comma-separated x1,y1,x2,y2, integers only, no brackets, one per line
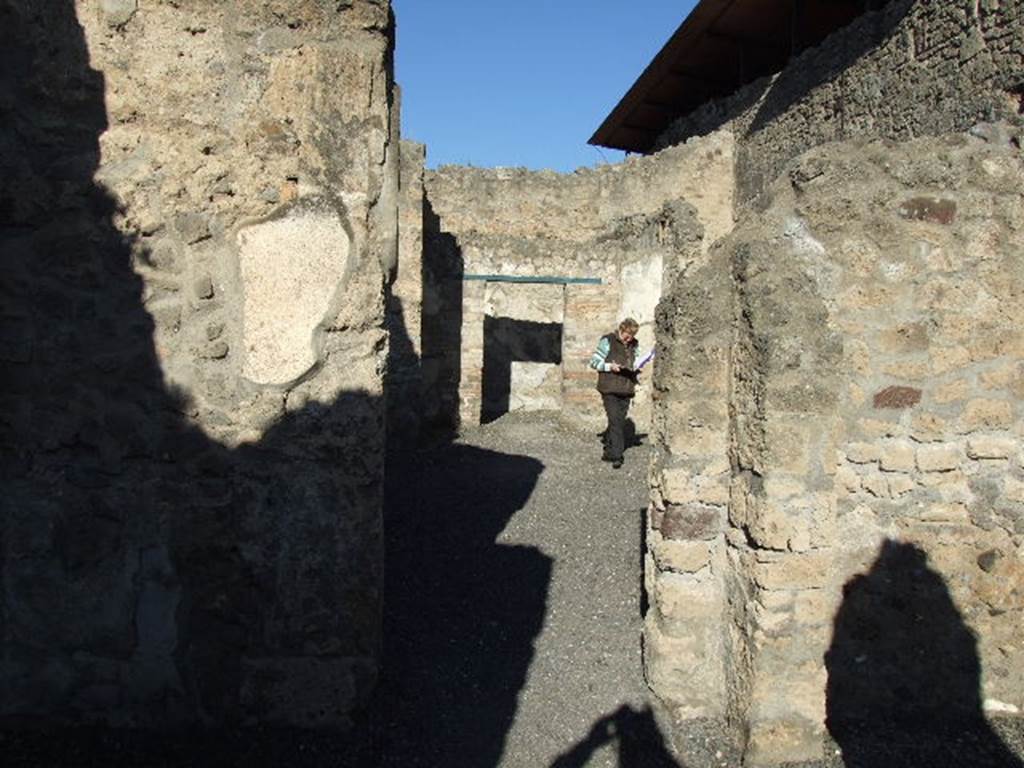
561,283,620,431
459,279,486,426
727,241,842,765
387,140,427,443
645,245,735,759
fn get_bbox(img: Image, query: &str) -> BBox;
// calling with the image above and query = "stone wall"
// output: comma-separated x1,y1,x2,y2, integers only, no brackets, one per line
387,139,425,443
655,0,1024,205
420,134,734,431
647,130,1024,764
0,0,396,728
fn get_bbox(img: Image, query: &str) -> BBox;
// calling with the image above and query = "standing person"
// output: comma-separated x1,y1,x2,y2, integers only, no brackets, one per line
589,318,640,469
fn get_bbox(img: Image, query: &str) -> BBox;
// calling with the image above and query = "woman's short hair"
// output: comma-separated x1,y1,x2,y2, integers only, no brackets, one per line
618,317,639,334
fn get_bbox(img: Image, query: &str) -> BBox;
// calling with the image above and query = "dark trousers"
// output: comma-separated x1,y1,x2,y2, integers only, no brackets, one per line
601,393,630,461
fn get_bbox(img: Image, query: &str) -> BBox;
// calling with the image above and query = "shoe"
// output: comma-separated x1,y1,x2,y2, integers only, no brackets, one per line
612,459,623,469
601,455,615,463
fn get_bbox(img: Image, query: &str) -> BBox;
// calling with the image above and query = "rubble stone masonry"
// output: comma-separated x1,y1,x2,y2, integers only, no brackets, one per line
0,0,396,727
419,135,734,432
648,131,1024,764
656,0,1024,204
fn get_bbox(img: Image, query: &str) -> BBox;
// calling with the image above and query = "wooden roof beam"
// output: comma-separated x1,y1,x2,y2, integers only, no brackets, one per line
705,28,789,53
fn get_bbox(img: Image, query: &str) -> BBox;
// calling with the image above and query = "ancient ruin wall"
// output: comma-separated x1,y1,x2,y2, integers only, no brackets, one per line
648,131,1024,764
655,0,1024,204
388,139,426,442
420,134,733,431
1,0,396,727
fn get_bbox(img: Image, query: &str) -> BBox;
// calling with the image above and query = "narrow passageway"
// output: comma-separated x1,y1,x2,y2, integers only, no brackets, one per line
378,411,678,767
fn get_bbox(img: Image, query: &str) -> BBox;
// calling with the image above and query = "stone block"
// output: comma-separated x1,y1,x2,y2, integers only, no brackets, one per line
693,480,727,508
961,399,1014,432
888,474,917,497
749,500,817,552
935,379,970,404
980,361,1022,390
879,442,915,472
920,502,970,523
931,345,971,375
878,323,930,354
643,616,725,716
844,442,880,464
916,443,961,472
861,472,888,498
753,552,831,591
873,386,922,409
967,436,1016,459
652,535,712,574
835,465,861,495
1004,476,1024,504
856,418,903,439
667,424,729,462
661,467,696,504
792,589,834,628
653,571,722,635
745,716,824,766
762,424,812,474
911,412,949,442
660,504,723,541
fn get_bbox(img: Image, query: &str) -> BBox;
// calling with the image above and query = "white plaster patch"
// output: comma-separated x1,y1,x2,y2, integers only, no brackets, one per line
237,210,350,385
619,253,663,326
881,261,907,281
783,216,826,257
509,362,561,412
484,282,564,322
984,698,1021,715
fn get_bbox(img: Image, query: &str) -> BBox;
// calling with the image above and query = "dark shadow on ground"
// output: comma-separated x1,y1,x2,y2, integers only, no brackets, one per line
375,442,549,767
826,539,1022,768
0,726,376,768
550,705,681,768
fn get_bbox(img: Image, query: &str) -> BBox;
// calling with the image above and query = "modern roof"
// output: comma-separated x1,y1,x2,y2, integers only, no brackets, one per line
590,0,884,153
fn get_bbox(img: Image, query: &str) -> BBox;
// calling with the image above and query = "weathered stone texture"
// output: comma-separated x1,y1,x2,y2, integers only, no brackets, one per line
656,0,1024,204
1,0,396,728
387,139,426,443
420,133,733,431
648,129,1024,763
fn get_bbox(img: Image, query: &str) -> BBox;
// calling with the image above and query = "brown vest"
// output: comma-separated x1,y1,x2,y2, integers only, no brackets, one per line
597,332,637,397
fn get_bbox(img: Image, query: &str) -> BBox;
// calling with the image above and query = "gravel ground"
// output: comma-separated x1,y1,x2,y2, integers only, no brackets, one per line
376,409,663,768
4,410,1023,767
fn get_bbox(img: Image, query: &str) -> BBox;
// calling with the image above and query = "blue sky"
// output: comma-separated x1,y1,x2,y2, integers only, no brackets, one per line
392,1,699,173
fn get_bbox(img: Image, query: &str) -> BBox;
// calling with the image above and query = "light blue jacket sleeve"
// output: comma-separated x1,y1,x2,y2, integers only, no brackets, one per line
589,336,613,372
